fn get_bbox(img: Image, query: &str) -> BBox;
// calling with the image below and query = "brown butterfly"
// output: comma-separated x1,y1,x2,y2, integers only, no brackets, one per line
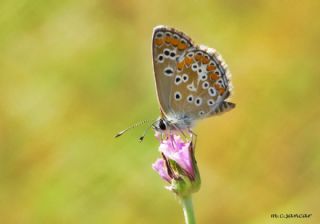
116,25,235,140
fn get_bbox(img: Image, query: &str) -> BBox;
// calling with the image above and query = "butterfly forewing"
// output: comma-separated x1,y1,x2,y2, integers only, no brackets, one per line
152,26,194,118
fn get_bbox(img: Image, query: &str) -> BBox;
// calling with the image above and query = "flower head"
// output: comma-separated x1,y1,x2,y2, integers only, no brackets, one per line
152,132,201,197
159,135,195,179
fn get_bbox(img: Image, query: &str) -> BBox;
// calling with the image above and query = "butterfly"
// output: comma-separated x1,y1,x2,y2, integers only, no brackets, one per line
115,25,235,140
151,26,235,133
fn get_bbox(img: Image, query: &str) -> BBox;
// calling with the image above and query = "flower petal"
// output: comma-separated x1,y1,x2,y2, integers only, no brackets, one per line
172,144,194,178
152,158,172,183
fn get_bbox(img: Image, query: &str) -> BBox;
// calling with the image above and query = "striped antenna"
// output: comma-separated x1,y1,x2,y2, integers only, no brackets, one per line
114,120,150,138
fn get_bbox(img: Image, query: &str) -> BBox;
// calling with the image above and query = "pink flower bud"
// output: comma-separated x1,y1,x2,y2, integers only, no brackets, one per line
159,135,195,179
152,132,201,197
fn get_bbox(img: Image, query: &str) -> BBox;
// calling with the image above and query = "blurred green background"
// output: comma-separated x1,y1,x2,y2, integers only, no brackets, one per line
0,0,319,223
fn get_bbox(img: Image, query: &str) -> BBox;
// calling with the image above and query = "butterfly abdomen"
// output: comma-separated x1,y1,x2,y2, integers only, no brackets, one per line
212,101,235,115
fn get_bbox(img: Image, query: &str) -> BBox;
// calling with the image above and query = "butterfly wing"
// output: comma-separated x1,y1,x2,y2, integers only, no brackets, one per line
152,25,194,119
152,26,235,127
170,45,235,122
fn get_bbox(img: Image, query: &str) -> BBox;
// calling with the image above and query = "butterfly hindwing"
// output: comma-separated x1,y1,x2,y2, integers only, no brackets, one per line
169,45,234,121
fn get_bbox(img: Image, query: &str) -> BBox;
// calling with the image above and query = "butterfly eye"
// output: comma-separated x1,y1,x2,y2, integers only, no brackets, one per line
163,67,174,76
202,81,209,89
187,95,194,103
182,74,189,82
195,97,202,106
208,87,217,96
159,119,166,130
207,99,215,106
174,91,182,101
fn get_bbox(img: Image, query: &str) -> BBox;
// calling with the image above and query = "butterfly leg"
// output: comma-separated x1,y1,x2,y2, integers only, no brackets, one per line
168,120,188,139
168,128,185,150
168,130,176,149
188,128,197,149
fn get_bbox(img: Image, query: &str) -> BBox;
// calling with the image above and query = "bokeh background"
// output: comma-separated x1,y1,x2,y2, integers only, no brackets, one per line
0,0,319,223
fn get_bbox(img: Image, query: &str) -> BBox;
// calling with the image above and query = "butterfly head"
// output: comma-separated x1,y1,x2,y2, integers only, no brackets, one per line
153,115,195,135
154,118,168,132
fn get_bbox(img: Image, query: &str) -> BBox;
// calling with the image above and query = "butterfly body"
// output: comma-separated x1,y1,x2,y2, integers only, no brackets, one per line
152,25,235,133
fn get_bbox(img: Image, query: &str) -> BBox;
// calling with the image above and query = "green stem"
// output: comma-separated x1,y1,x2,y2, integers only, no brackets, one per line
181,196,196,224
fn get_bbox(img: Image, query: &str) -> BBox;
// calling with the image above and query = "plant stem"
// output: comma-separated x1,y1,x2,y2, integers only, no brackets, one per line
181,196,196,224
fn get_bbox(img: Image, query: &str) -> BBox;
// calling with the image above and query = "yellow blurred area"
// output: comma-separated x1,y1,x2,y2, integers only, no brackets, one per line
0,0,319,223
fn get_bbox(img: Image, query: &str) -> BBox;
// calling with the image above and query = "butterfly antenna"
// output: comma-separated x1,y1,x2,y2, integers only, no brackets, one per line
139,122,157,143
114,120,150,138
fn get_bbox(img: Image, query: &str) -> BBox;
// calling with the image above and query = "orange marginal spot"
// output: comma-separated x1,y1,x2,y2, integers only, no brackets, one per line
209,73,219,81
219,88,225,95
177,61,185,70
177,42,187,50
154,38,163,46
207,65,216,71
202,57,210,64
164,36,172,44
171,38,179,46
194,54,202,61
184,57,193,66
214,83,225,95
